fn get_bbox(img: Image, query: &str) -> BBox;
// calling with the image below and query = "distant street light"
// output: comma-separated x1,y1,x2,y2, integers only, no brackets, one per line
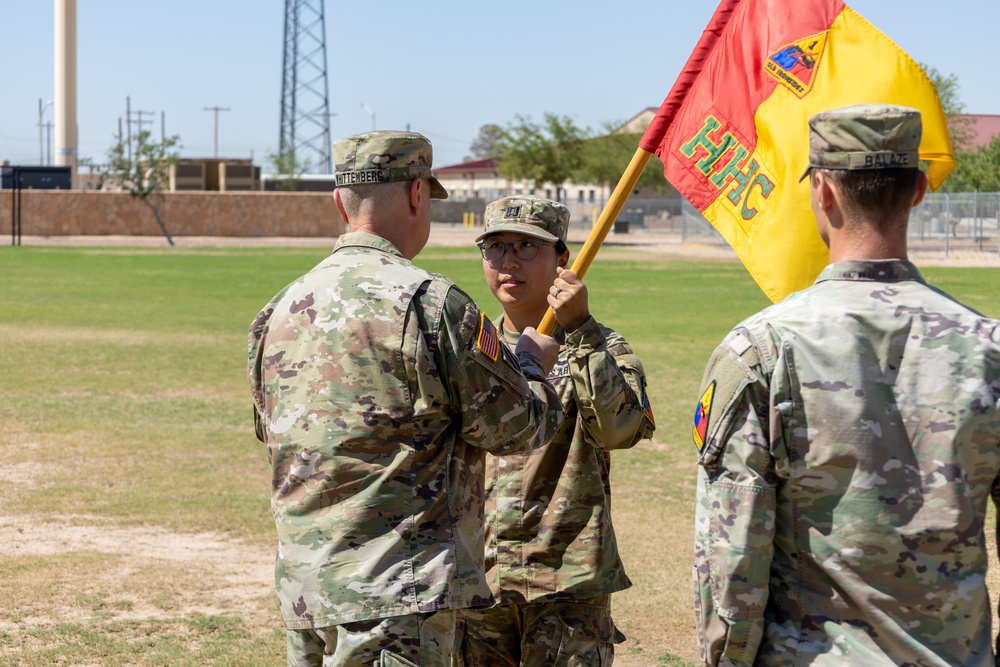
38,98,53,165
360,102,375,131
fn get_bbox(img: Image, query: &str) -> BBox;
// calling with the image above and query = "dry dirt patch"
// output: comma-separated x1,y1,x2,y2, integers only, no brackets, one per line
0,514,276,632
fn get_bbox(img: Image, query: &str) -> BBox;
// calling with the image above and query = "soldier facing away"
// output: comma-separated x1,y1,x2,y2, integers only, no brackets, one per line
692,104,1000,666
459,195,655,666
247,131,564,667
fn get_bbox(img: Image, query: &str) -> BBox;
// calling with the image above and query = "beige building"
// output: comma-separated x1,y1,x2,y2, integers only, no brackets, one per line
432,156,615,228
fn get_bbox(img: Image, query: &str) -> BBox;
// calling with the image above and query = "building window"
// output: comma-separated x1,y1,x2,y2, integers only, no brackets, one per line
545,188,552,199
589,189,596,203
578,189,584,203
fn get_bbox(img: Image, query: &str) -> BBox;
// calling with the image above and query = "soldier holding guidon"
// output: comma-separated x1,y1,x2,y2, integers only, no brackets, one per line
460,195,655,666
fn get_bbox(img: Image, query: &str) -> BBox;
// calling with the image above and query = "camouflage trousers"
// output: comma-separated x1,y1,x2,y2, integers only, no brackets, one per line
286,610,458,667
457,596,623,667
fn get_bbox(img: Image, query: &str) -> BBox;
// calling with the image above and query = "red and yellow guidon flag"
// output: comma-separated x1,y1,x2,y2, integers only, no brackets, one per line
639,0,955,303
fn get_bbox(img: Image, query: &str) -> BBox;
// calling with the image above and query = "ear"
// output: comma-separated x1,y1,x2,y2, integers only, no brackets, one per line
813,171,836,211
408,178,425,213
557,248,570,269
333,188,349,224
912,171,929,208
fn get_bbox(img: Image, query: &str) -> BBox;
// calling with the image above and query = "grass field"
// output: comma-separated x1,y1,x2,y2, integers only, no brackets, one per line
1,242,998,666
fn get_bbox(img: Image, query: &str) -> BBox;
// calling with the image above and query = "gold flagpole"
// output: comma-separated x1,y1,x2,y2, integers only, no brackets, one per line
537,147,654,335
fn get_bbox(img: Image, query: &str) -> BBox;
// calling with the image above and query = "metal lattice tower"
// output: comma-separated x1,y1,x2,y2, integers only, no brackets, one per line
280,0,332,174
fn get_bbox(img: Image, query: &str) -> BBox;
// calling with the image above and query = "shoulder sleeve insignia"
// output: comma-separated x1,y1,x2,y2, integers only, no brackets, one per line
692,380,716,453
640,377,654,427
476,311,500,362
642,393,655,427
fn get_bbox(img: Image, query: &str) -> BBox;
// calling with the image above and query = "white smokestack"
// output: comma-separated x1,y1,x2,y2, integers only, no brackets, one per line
54,0,77,187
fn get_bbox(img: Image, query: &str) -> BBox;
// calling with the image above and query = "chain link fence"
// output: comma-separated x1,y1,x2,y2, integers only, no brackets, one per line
909,192,1000,257
563,192,1000,257
564,197,729,244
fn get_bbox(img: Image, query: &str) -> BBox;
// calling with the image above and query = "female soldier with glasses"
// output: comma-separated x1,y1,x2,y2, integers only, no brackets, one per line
460,195,656,666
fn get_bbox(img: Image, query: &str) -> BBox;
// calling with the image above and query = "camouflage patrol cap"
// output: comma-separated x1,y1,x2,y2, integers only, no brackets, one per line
799,104,922,182
475,195,570,243
333,130,448,199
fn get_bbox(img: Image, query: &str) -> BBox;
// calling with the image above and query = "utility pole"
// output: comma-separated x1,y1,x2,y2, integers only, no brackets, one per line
133,108,155,152
124,98,154,165
126,96,131,163
45,121,53,165
204,105,231,158
38,98,53,166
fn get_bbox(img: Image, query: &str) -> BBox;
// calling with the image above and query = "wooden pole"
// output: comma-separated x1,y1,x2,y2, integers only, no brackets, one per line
537,147,653,335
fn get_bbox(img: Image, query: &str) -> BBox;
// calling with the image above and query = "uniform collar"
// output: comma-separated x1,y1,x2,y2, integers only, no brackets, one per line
494,313,566,346
814,259,925,285
333,231,403,257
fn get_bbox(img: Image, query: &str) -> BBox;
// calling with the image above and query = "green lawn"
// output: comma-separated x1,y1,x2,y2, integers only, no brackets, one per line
1,243,997,666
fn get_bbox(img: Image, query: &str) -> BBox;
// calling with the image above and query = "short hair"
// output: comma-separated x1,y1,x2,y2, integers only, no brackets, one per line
554,239,568,255
337,179,411,218
817,168,920,227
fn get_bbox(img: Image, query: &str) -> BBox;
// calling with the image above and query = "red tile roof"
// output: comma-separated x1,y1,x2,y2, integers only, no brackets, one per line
963,115,1000,149
434,157,500,174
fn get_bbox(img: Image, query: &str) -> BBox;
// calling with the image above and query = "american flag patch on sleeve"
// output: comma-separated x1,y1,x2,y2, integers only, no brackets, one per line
477,312,500,362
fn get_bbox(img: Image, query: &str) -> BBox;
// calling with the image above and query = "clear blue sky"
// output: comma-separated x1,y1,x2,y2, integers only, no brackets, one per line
2,0,997,170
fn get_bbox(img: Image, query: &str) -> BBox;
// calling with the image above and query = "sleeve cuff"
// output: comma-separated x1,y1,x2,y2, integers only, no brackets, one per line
564,316,602,352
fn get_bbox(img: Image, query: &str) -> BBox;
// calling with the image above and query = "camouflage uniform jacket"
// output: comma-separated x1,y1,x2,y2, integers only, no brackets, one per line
485,314,655,604
248,232,564,630
693,259,1000,666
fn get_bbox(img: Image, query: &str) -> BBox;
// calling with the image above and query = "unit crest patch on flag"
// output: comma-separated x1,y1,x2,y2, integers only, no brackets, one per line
764,31,829,98
477,312,500,362
692,381,716,453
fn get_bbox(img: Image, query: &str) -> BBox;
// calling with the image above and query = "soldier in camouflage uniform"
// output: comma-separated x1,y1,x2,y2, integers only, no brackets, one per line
247,132,565,667
459,195,656,666
692,104,1000,666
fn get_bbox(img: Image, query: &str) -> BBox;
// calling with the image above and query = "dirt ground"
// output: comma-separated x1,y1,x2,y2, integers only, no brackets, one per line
0,514,275,633
4,229,998,666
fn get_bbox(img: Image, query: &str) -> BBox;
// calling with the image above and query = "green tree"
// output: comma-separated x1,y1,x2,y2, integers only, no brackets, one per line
267,149,311,192
943,134,1000,192
468,123,505,159
577,123,673,195
917,64,1000,193
106,129,181,245
496,114,588,201
921,63,974,152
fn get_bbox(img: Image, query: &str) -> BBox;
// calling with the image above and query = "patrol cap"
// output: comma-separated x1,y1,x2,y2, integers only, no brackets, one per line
799,104,922,182
333,130,448,199
475,195,570,244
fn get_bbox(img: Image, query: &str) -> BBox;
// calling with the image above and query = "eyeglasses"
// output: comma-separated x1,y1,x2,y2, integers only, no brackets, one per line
478,239,553,262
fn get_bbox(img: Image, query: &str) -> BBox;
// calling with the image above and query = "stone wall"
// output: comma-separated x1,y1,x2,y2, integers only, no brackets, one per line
0,190,346,237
